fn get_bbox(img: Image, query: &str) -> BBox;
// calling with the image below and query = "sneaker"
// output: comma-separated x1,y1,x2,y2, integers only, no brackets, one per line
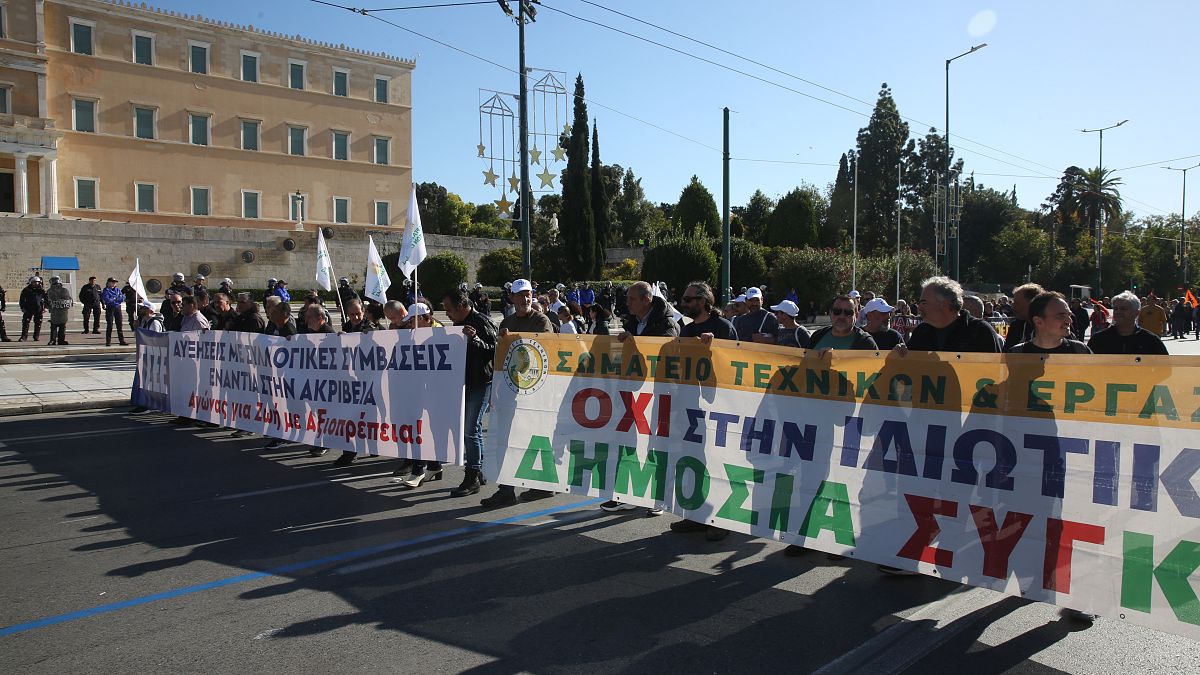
646,505,665,516
230,430,251,437
264,439,288,449
669,519,709,533
519,488,553,502
1067,609,1099,622
877,564,919,576
308,447,329,457
332,451,357,467
481,487,518,508
600,500,637,512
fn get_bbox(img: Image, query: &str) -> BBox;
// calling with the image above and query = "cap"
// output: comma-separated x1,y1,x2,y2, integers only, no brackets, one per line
277,279,288,285
770,300,800,317
555,283,565,291
548,300,565,313
510,278,533,294
733,294,747,304
106,277,118,283
863,297,895,314
745,287,763,300
405,302,430,318
849,289,861,299
139,300,154,310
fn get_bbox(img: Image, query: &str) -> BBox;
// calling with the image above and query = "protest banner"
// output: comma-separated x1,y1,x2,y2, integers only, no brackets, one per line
131,328,171,412
166,328,466,460
486,334,1200,639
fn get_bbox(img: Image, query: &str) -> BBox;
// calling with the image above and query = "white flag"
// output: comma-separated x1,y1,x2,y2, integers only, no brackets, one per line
128,258,149,303
315,228,334,291
365,236,392,304
398,186,427,278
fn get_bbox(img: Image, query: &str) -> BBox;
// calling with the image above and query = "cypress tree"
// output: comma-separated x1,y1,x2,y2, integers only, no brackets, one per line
561,74,595,278
591,121,611,279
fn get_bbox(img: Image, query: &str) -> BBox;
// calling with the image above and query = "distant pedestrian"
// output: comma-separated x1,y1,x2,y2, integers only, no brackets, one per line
101,277,129,346
79,276,102,334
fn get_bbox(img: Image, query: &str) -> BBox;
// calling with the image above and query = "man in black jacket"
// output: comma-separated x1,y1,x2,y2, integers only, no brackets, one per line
1002,283,1042,352
79,276,102,334
905,276,1002,353
442,288,499,497
620,281,679,339
227,293,266,333
19,276,47,342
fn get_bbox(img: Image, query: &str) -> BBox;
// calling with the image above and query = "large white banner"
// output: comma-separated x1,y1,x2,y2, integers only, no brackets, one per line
169,329,465,460
487,334,1200,640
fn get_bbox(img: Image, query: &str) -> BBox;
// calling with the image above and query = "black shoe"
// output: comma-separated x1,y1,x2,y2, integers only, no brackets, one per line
332,451,357,467
263,439,287,449
450,469,484,497
119,341,130,346
81,330,90,335
308,447,329,457
705,526,729,542
481,487,518,508
171,416,193,426
519,488,553,502
59,341,69,345
18,337,26,342
669,519,709,533
129,406,148,414
877,564,918,576
390,459,414,477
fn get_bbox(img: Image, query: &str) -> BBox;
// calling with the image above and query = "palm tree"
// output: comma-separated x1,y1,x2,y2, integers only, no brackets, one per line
1067,168,1123,294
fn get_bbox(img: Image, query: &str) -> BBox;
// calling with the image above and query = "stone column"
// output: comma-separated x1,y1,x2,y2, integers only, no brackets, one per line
13,153,28,214
42,156,59,217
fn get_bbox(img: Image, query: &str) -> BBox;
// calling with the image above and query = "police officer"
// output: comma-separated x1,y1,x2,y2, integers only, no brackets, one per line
78,276,103,334
264,278,278,302
338,277,359,308
19,276,47,342
219,277,235,296
0,284,11,342
168,272,192,297
46,276,73,346
192,274,208,298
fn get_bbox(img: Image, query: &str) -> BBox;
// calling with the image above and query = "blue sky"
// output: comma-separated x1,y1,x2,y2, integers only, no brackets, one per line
160,1,1198,221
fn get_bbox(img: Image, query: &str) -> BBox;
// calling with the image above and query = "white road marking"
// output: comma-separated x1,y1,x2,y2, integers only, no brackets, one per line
3,427,155,444
253,627,284,640
209,471,393,501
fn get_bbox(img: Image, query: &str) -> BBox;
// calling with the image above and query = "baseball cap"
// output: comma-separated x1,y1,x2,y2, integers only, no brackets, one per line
106,277,118,283
139,300,154,310
733,294,747,303
849,290,862,299
405,302,430,318
770,300,800,317
510,278,533,294
863,297,895,314
745,287,763,300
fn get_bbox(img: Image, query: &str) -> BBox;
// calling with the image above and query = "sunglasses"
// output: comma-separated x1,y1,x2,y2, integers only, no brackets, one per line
830,308,855,317
681,295,700,303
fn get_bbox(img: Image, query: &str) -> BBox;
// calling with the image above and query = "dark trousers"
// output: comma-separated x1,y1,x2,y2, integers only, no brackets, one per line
21,311,43,340
49,323,66,344
105,306,126,344
82,304,100,332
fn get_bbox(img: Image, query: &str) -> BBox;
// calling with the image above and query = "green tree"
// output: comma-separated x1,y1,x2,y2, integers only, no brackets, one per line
854,84,912,253
1066,167,1123,292
435,193,473,237
975,221,1053,284
477,248,524,287
615,169,649,245
672,175,720,237
416,252,467,300
711,237,767,291
741,190,775,244
642,233,719,295
415,182,448,234
959,186,1023,280
764,185,824,248
824,152,853,248
590,122,611,279
560,74,595,278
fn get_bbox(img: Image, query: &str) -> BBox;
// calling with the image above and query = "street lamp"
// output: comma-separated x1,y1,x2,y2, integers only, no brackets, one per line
293,190,305,231
1081,119,1128,170
1165,162,1200,290
946,42,986,281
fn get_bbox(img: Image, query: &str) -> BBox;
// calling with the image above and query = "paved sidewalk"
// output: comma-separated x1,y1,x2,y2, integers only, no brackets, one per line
0,359,134,416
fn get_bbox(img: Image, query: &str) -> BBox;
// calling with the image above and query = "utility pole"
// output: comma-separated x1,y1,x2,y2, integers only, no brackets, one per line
1165,162,1200,290
851,152,858,292
896,161,901,302
721,107,731,306
945,43,986,282
498,0,536,278
1081,119,1127,297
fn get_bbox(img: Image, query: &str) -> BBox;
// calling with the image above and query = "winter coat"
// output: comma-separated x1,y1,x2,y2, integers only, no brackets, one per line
101,286,125,309
138,312,165,332
621,297,680,338
48,284,73,324
20,285,48,314
78,283,103,306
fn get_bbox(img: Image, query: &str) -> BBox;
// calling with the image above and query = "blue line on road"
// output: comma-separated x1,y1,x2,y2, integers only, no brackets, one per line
0,497,603,638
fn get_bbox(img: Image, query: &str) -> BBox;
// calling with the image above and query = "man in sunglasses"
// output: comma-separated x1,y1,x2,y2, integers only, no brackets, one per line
678,281,736,343
806,294,878,352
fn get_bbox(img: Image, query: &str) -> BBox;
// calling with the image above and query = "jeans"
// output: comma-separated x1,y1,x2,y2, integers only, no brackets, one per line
465,382,491,471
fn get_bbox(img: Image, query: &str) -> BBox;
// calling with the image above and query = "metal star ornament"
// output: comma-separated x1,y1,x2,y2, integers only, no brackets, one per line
476,143,486,157
562,123,571,135
483,168,499,187
530,147,542,165
551,145,566,162
537,167,556,188
508,174,521,192
495,194,513,215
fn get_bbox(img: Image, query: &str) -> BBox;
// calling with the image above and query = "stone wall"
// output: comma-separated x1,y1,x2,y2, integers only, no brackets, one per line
0,215,519,294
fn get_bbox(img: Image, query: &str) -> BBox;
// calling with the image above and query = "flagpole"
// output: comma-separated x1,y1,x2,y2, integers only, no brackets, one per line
329,262,347,330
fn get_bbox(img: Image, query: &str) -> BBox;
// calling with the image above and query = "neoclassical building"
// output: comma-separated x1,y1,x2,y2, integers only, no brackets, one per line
0,0,413,228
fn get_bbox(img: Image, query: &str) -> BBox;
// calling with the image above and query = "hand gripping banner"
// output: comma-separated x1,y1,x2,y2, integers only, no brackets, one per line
485,334,1200,640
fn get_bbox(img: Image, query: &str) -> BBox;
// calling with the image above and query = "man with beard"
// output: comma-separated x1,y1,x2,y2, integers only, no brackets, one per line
807,295,878,352
732,286,777,343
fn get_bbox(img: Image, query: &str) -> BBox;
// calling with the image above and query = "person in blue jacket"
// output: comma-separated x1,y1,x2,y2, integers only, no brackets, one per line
272,279,291,302
101,277,129,346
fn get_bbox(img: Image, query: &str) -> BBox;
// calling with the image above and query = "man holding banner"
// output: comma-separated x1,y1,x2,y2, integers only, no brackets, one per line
441,287,498,497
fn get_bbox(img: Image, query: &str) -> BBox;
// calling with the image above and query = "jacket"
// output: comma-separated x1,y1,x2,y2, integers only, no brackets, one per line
101,286,125,309
621,297,680,338
457,309,498,387
20,285,48,314
138,312,165,332
228,307,267,333
908,310,1002,353
47,284,73,324
79,283,103,306
807,325,878,350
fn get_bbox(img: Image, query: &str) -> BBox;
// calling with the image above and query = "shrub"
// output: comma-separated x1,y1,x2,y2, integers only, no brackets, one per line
642,233,718,296
603,258,640,281
383,251,466,302
711,237,767,292
477,247,524,287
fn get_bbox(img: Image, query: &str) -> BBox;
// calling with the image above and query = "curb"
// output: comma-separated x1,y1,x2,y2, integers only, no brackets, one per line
0,396,131,418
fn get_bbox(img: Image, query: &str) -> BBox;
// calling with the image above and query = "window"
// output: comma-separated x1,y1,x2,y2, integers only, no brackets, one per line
290,193,308,221
135,183,156,213
288,126,306,156
332,131,349,160
373,136,390,165
133,106,155,139
241,51,259,82
241,190,260,219
0,87,9,115
191,187,210,216
241,119,260,151
374,76,389,104
0,6,6,39
288,60,306,90
189,112,209,145
72,98,96,133
374,201,390,226
333,68,349,97
75,178,98,209
333,197,349,224
132,31,154,65
188,41,209,74
70,19,95,55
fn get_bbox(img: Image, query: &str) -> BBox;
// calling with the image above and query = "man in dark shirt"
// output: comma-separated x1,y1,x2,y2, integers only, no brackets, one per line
1002,283,1043,352
1010,291,1091,354
808,295,878,351
1087,291,1169,355
768,299,810,348
905,277,1002,353
78,276,102,334
732,286,778,343
227,293,267,333
266,301,298,337
340,299,377,333
862,297,904,350
679,281,736,342
1069,297,1090,341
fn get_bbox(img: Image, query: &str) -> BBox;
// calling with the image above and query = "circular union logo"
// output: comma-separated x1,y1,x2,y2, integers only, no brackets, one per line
502,339,549,395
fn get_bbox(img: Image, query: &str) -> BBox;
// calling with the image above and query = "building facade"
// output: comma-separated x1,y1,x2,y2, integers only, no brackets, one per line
0,0,414,229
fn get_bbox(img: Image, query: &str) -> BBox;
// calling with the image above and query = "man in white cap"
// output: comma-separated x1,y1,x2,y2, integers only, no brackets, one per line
401,302,443,329
862,297,904,350
732,286,778,343
770,299,810,348
481,279,556,508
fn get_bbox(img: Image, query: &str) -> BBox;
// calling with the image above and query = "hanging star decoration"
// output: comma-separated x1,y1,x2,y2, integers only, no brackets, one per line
562,123,571,136
508,174,521,192
551,145,566,162
483,167,499,187
477,143,486,157
495,193,513,216
530,147,542,165
537,167,556,188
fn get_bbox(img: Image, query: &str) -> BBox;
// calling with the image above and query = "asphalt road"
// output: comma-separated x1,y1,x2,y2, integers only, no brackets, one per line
1,409,1197,673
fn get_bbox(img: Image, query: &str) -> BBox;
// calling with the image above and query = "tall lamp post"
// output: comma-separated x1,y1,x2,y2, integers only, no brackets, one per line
1165,162,1200,290
945,43,986,281
1081,119,1128,296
